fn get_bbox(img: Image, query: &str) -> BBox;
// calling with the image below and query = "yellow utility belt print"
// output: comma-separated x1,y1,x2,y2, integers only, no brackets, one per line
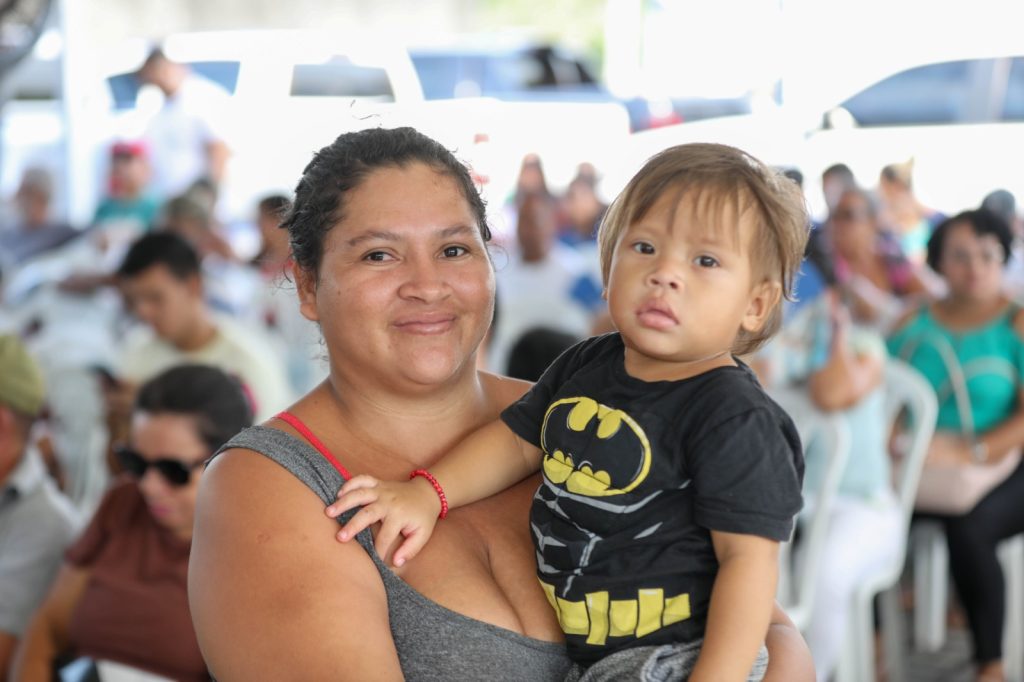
540,581,692,646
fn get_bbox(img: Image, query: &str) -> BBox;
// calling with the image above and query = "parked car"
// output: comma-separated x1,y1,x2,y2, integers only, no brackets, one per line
408,38,683,132
616,51,1024,220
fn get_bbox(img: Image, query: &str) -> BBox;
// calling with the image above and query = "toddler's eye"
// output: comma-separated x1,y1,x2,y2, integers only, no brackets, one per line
632,241,655,255
442,245,469,258
695,255,719,268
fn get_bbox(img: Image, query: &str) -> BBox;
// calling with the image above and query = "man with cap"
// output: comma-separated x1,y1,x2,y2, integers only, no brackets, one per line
0,335,79,678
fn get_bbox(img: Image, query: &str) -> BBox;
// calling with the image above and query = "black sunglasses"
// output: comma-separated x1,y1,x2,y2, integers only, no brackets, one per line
115,445,206,487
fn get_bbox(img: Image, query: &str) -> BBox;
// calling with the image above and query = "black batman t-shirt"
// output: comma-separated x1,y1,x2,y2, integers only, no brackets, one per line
501,333,804,665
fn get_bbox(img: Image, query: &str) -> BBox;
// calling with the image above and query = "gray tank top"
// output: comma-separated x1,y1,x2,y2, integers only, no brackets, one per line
215,425,573,681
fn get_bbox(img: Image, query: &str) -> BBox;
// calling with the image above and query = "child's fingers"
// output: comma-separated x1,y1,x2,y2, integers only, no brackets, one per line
392,532,430,568
326,487,381,518
336,474,381,498
335,503,383,541
374,517,404,562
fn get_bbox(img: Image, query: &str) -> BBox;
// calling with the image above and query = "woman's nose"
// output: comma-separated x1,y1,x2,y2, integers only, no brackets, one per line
398,257,450,302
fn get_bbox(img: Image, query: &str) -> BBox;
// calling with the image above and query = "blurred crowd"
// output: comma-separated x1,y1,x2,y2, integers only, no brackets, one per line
1,51,1024,682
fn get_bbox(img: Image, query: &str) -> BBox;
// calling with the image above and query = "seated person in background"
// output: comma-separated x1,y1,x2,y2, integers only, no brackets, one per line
92,141,161,238
12,365,251,681
0,336,79,679
59,143,162,295
830,187,935,331
250,193,327,396
981,189,1024,298
877,160,944,265
888,209,1024,682
489,192,602,373
760,289,902,682
159,193,262,320
106,233,290,443
332,141,808,680
0,167,79,274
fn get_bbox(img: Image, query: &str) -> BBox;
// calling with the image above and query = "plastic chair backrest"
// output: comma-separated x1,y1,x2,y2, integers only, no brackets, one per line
882,358,938,572
769,386,851,631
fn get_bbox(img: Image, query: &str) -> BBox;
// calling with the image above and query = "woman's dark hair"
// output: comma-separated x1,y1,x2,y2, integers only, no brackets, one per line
281,127,489,277
135,364,253,452
926,208,1013,273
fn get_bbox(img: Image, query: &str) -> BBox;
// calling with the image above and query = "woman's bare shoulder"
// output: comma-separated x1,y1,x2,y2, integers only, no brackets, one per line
190,447,404,678
478,370,533,409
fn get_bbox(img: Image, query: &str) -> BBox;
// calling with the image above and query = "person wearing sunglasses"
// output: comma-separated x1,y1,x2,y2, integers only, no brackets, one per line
11,364,252,682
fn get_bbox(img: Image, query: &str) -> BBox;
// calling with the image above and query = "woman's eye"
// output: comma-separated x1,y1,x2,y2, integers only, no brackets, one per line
632,241,655,255
442,245,469,258
695,255,719,268
363,251,393,262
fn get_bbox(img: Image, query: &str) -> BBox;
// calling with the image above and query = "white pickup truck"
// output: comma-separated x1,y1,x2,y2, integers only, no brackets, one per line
1,29,632,226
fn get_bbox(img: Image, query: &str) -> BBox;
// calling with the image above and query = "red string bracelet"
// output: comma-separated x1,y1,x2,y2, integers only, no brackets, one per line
409,469,449,520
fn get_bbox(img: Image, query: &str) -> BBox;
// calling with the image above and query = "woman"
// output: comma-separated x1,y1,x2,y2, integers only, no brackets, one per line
830,187,934,331
889,209,1024,682
187,126,815,680
767,288,903,681
12,364,252,681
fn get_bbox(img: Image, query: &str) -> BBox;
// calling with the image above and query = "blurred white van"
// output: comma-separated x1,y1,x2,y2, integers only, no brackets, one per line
618,51,1024,220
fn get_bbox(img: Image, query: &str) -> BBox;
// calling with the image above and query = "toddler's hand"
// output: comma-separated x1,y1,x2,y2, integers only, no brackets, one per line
326,474,443,567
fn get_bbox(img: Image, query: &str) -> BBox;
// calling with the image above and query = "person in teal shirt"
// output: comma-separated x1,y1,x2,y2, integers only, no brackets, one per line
888,208,1024,682
91,141,161,238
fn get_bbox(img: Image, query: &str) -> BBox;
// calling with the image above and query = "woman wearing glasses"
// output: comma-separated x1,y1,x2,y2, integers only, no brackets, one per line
11,364,252,681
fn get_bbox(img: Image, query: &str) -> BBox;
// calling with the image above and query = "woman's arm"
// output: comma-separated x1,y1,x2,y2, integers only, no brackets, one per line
10,565,89,680
188,449,405,681
808,299,884,411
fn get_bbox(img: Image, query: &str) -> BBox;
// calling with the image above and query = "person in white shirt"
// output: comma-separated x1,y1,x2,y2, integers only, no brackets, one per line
488,192,600,374
137,48,231,201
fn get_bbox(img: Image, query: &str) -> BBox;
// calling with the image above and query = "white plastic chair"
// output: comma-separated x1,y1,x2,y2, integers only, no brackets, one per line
769,386,852,633
912,526,1024,682
835,358,938,682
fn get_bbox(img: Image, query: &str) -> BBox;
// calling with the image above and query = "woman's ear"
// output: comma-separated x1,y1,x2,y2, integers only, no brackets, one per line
742,281,782,333
294,267,320,323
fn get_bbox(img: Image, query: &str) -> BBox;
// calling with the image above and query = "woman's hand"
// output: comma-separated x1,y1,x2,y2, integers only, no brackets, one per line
926,432,974,466
327,474,443,567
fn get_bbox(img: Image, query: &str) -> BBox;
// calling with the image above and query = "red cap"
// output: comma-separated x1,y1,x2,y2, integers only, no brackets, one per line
111,140,148,158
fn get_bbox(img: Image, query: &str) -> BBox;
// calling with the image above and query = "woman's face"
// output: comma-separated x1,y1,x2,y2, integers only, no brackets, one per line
939,221,1005,302
298,162,495,392
830,193,877,259
129,411,208,539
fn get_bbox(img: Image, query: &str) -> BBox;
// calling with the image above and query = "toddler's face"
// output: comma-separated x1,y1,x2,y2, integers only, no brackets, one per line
606,188,775,379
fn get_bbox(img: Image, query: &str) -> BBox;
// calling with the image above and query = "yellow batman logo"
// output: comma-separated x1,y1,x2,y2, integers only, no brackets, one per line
540,397,652,497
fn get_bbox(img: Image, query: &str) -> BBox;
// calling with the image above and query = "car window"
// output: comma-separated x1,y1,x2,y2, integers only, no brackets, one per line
484,52,553,92
106,61,240,110
1002,57,1024,121
839,59,979,126
412,54,485,99
289,57,394,99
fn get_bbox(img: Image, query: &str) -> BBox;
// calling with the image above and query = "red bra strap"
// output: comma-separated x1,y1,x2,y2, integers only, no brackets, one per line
275,411,353,480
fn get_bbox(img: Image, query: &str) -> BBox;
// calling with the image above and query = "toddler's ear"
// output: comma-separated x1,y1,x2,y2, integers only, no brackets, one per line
741,281,782,333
